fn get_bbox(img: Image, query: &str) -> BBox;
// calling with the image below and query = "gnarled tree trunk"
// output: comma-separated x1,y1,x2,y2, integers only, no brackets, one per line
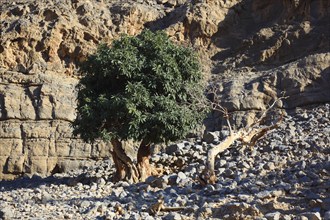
111,139,140,183
111,138,152,183
137,139,152,182
200,114,283,185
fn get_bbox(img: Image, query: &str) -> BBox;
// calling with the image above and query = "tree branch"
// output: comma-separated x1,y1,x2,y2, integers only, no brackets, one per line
199,85,287,185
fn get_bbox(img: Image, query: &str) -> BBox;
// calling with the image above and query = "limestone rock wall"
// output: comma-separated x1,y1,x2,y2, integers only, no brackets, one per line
0,0,165,179
0,70,111,179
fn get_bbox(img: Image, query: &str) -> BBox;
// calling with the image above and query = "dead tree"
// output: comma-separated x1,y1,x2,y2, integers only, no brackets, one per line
199,86,285,185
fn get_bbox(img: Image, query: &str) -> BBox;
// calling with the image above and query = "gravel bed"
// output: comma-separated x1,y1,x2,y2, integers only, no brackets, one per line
1,104,329,220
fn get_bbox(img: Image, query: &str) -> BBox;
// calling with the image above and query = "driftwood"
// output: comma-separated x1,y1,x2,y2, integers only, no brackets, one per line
199,88,286,185
148,196,187,216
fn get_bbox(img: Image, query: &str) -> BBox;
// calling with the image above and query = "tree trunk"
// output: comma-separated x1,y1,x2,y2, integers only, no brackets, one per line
137,139,152,182
110,138,153,183
201,132,241,185
111,139,139,183
201,121,282,185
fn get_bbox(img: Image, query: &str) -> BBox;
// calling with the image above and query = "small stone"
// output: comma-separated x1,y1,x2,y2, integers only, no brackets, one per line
238,194,254,203
119,191,128,198
264,162,275,170
227,161,236,168
166,143,184,155
157,0,168,4
97,204,107,215
97,177,106,187
0,206,14,220
270,189,283,197
185,165,197,174
145,216,156,220
174,157,185,167
282,215,292,220
220,130,230,139
113,186,125,197
41,192,52,204
149,177,167,189
219,159,227,167
80,200,91,209
300,212,321,220
203,131,219,143
194,144,204,152
165,0,177,7
223,169,234,178
177,171,186,180
145,176,157,184
176,172,189,185
309,200,320,208
204,184,215,193
265,212,281,220
90,183,97,191
167,174,178,186
277,145,289,151
256,190,272,199
218,168,226,175
251,149,258,156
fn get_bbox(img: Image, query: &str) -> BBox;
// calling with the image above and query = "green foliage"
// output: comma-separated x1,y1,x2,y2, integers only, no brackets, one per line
73,30,208,144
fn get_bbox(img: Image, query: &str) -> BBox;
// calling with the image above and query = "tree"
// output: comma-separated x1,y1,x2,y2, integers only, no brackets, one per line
73,30,208,183
198,86,285,185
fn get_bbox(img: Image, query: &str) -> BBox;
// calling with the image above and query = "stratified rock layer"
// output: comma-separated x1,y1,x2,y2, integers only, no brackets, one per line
0,0,329,179
0,0,161,179
0,70,112,179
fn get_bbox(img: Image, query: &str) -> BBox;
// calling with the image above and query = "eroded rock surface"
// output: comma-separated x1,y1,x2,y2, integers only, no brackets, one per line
0,0,163,179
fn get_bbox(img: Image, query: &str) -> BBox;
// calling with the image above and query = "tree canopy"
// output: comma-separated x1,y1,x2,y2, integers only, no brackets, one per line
73,30,208,145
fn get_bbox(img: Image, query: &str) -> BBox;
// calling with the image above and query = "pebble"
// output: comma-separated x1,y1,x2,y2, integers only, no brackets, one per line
0,207,14,220
203,131,219,143
264,162,275,170
265,212,281,220
300,212,322,220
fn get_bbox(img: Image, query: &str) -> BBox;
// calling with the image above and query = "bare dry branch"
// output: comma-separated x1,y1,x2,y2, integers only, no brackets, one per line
249,96,287,128
200,84,286,185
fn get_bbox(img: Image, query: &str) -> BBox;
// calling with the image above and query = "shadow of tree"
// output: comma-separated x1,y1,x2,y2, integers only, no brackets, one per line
0,173,99,192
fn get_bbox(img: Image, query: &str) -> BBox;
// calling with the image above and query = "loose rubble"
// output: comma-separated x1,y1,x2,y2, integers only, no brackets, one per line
0,104,329,219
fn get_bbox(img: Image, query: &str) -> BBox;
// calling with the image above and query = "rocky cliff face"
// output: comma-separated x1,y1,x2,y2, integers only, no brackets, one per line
0,0,163,179
0,0,329,179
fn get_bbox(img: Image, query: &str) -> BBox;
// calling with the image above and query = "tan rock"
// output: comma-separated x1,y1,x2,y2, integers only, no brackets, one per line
55,141,71,157
25,139,51,157
6,155,25,173
0,156,8,173
0,139,23,156
0,121,21,139
28,156,49,175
